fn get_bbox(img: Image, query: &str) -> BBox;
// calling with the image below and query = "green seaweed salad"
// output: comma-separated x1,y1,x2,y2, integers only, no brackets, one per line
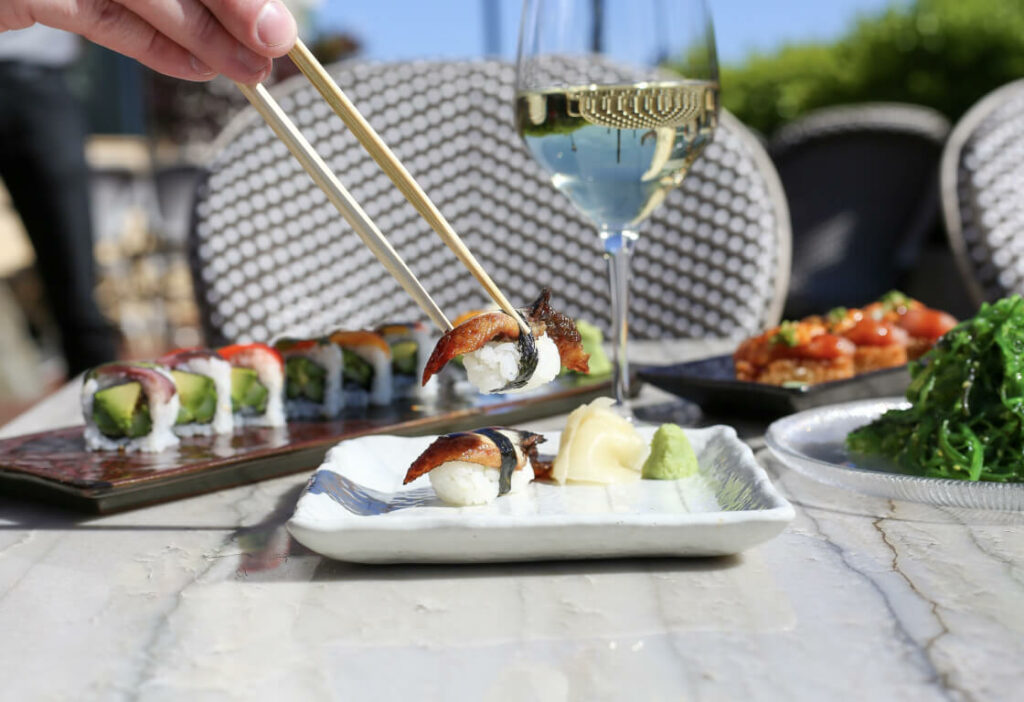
847,295,1024,482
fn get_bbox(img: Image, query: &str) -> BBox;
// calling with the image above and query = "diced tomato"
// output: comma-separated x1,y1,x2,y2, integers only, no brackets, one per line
898,308,957,340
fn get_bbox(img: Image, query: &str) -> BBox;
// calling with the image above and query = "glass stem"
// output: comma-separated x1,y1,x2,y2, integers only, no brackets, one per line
601,228,638,412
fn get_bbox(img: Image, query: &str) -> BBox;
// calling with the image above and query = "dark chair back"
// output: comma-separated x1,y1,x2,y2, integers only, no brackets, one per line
770,103,951,318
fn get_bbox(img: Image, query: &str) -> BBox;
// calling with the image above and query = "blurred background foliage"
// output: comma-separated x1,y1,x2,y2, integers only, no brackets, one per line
705,0,1024,135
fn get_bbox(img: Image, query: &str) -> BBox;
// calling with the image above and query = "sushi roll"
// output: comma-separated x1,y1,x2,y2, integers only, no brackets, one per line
422,289,590,394
217,343,286,427
328,330,392,406
403,427,547,506
273,337,344,419
375,321,437,400
81,362,180,452
157,348,234,436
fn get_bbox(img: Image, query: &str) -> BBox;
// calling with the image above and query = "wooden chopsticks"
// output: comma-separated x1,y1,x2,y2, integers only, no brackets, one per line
235,82,453,332
284,40,532,336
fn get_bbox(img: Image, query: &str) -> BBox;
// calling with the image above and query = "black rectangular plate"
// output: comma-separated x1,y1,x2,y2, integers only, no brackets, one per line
638,354,911,418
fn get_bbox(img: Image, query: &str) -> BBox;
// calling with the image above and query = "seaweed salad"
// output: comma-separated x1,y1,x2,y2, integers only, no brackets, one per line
847,295,1024,482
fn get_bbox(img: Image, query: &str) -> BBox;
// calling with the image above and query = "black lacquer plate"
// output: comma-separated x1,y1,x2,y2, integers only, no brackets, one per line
638,354,911,418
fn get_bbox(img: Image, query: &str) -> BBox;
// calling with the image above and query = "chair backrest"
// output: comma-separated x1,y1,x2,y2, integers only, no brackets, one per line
189,60,790,345
769,103,950,318
941,80,1024,307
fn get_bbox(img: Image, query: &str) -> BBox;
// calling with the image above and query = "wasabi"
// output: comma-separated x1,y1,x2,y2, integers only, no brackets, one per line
642,424,698,480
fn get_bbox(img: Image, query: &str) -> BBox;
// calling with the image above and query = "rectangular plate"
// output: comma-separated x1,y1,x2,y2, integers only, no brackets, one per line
638,354,911,417
287,425,794,563
0,376,619,514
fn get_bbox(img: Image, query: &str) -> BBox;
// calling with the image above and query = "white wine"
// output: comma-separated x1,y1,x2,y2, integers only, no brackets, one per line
515,81,719,229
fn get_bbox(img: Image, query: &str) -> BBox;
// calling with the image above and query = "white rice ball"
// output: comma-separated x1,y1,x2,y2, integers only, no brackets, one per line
462,334,560,394
429,460,535,506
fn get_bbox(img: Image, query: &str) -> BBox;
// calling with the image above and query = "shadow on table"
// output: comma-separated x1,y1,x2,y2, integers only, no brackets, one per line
307,552,743,583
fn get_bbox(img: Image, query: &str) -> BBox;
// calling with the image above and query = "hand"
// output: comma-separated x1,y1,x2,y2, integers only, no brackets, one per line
0,0,297,83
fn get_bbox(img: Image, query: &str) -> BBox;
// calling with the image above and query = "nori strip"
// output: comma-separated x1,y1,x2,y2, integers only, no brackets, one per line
498,315,539,392
477,428,518,496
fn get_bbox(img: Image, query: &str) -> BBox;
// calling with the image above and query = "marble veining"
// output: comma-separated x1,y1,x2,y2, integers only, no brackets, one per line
2,341,1023,700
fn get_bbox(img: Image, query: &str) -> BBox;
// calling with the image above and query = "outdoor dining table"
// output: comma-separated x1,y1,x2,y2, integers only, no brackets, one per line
1,339,1021,700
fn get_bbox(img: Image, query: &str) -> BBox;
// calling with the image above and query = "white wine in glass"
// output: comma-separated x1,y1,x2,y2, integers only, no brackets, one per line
515,0,719,414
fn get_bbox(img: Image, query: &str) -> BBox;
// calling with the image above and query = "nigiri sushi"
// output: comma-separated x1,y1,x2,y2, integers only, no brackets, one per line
81,362,181,452
157,348,234,436
218,343,286,427
403,427,547,506
422,289,589,394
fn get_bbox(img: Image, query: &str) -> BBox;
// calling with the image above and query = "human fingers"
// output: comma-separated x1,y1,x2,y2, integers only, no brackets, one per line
120,0,278,83
199,0,297,58
27,0,218,81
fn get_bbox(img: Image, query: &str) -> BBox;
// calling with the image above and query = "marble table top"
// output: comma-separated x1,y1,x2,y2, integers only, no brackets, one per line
2,340,1022,701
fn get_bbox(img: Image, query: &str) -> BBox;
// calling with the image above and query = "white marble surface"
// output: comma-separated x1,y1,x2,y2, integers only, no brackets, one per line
2,341,1023,701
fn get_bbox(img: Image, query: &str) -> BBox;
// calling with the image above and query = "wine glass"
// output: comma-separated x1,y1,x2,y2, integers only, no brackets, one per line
515,0,719,414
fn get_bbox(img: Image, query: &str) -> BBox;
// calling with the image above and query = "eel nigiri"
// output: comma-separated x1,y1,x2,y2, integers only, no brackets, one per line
422,289,590,394
403,427,547,506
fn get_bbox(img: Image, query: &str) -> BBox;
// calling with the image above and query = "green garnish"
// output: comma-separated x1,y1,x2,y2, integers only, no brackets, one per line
879,290,911,312
771,321,799,347
827,307,848,324
846,295,1024,482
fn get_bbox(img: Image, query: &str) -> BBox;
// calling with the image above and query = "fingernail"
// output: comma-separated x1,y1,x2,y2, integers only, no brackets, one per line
237,44,271,75
256,1,296,49
190,55,213,76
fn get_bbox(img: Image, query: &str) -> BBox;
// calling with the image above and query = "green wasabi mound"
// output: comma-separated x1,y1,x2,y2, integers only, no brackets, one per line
642,424,698,480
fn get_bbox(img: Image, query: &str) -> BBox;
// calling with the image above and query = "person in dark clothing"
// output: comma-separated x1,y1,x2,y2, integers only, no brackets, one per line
0,26,116,376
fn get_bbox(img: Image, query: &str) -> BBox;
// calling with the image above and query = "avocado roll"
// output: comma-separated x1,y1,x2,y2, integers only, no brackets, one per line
217,343,286,427
273,337,343,419
81,362,181,452
375,321,438,401
328,330,392,406
157,348,234,436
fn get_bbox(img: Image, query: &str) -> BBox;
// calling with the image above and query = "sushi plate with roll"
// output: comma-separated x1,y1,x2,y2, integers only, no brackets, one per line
287,400,794,564
0,290,627,513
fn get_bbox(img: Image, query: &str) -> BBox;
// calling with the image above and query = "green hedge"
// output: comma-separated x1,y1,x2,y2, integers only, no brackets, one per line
690,0,1024,135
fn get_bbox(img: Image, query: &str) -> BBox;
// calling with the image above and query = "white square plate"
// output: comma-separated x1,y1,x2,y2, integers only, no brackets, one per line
287,425,794,563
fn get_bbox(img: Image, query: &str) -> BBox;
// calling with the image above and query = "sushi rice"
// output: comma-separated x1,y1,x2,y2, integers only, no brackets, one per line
277,340,344,419
169,354,234,437
224,346,286,427
330,331,393,407
462,333,561,394
81,367,180,453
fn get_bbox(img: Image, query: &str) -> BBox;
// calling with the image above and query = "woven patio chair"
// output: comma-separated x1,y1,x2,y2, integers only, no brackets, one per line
941,80,1024,308
769,103,952,318
189,60,790,346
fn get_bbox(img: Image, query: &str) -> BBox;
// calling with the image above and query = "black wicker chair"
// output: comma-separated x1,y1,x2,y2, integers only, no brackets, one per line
769,103,954,318
941,80,1024,308
189,60,791,345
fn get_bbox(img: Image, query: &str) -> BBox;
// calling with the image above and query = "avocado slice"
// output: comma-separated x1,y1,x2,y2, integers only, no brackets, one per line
285,356,326,402
230,367,269,414
92,382,152,438
342,349,375,389
171,370,217,425
391,340,419,376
